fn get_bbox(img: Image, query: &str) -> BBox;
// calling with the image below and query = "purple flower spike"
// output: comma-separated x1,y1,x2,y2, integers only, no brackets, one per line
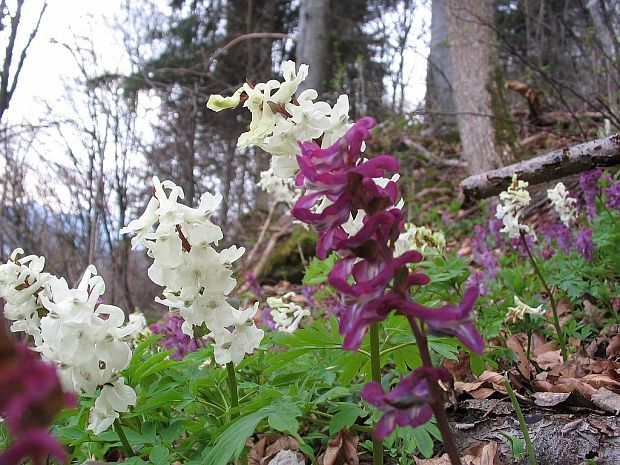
361,367,448,440
605,179,620,213
579,169,602,220
574,226,595,262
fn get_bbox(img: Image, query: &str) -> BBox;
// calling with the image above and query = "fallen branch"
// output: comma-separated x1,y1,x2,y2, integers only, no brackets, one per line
461,132,620,204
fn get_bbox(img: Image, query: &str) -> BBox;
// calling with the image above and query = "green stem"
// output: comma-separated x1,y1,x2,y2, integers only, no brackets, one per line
369,323,383,465
409,318,462,465
503,375,537,465
602,200,620,229
226,361,239,416
520,231,568,362
113,418,134,457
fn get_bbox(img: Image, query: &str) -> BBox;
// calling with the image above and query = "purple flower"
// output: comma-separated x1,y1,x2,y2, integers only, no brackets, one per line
361,367,448,440
605,179,620,213
259,306,278,331
488,211,505,248
510,232,537,258
0,328,75,465
471,225,498,279
465,270,489,295
151,314,204,359
574,226,595,262
540,221,572,253
246,272,263,298
0,428,69,465
579,169,602,220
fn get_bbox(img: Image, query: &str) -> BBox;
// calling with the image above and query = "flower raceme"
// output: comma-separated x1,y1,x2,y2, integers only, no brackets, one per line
290,117,484,355
121,176,263,366
0,249,139,434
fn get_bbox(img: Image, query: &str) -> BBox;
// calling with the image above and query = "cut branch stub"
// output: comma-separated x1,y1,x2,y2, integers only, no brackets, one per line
460,132,620,204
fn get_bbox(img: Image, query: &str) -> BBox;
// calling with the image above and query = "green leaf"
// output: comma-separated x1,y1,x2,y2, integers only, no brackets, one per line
303,253,338,285
149,445,171,465
202,411,265,465
469,353,485,377
329,404,360,436
268,404,301,434
315,386,351,404
412,426,434,458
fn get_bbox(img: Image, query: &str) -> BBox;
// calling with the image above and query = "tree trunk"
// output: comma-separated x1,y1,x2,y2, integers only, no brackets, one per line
296,0,328,94
425,0,456,135
446,0,513,175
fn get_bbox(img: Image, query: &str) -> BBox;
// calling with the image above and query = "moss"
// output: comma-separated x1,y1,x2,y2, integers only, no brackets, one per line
259,227,317,284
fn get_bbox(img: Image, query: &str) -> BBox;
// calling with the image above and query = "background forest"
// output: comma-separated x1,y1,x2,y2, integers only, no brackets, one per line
1,0,619,318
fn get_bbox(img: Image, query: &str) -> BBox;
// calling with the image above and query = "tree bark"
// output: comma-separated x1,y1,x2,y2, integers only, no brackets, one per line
445,0,510,174
460,132,620,203
296,0,328,94
425,0,456,134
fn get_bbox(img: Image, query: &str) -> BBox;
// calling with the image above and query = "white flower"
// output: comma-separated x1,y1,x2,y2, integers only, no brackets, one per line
267,292,311,333
547,182,577,226
505,295,545,324
206,87,244,112
88,378,137,434
212,304,264,365
257,168,300,206
395,224,446,256
496,174,531,238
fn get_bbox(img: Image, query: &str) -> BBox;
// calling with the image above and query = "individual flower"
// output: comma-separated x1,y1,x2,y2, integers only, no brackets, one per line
211,304,264,365
579,168,602,220
547,182,577,226
495,174,531,238
505,295,545,324
266,292,311,333
88,378,137,434
206,87,244,112
361,367,448,440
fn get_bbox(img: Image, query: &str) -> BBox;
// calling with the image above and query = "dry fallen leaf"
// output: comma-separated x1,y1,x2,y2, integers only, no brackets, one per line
319,429,359,465
591,387,620,414
606,334,620,358
506,335,532,379
532,391,571,407
463,441,503,465
535,349,563,370
248,434,305,465
414,454,452,465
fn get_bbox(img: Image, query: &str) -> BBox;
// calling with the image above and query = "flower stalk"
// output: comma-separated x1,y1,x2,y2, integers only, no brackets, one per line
369,323,383,465
226,361,239,416
503,375,536,465
113,418,134,457
519,231,568,362
409,318,462,465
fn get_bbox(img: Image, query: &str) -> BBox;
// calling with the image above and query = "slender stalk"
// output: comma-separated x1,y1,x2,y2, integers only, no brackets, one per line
226,361,239,416
503,375,537,465
519,231,568,362
600,196,620,229
409,318,462,465
113,418,134,457
369,323,383,465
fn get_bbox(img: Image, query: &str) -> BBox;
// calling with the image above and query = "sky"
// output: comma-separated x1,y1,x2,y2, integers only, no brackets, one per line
7,0,125,123
3,0,430,211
